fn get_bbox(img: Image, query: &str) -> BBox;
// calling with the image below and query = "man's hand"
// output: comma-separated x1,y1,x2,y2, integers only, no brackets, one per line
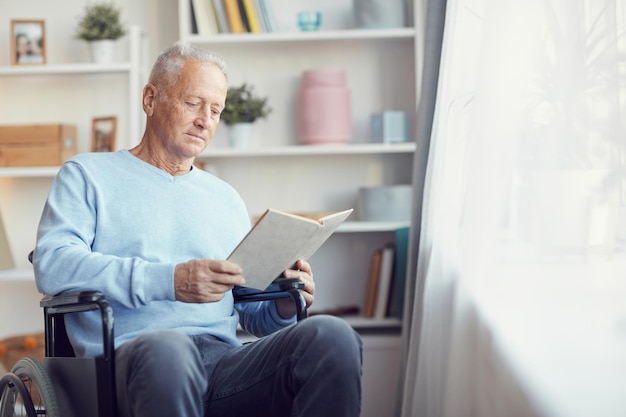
276,259,315,318
174,259,245,303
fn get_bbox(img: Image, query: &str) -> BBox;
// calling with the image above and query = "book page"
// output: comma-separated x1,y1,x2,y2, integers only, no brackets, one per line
228,208,353,290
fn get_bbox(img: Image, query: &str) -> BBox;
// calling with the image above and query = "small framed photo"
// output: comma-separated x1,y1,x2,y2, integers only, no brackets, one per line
91,117,117,152
11,19,46,65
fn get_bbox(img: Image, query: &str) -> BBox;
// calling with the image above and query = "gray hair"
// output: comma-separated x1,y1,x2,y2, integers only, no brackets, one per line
148,41,227,100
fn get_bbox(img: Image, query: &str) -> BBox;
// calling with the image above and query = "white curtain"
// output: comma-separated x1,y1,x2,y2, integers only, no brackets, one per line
402,0,626,416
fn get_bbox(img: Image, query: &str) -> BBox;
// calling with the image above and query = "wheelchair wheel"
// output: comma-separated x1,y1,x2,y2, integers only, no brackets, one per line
0,357,60,417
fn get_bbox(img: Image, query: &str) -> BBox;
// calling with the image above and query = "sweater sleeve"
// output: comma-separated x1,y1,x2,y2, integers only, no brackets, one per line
34,160,175,307
236,300,297,336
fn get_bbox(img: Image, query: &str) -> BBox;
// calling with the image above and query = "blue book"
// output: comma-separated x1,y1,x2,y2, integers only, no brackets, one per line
237,0,250,31
386,226,409,318
212,0,230,33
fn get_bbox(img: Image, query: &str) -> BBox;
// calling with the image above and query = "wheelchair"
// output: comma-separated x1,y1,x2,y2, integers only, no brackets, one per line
0,257,307,417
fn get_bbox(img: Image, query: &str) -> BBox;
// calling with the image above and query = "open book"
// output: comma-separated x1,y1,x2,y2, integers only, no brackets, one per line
228,208,353,290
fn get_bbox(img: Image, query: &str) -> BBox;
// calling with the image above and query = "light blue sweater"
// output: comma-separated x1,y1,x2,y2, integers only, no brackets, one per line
34,150,294,357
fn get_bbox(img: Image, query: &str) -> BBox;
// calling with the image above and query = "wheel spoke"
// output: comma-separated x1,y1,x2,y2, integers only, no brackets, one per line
0,359,59,417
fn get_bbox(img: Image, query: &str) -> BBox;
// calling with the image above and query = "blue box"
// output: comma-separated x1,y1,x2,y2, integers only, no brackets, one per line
369,111,409,144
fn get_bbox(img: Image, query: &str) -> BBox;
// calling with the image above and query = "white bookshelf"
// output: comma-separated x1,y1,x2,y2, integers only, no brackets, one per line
179,1,421,414
180,0,418,319
0,26,143,151
0,27,145,284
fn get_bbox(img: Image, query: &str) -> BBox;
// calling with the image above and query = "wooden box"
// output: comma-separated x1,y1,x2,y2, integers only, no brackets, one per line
0,124,77,167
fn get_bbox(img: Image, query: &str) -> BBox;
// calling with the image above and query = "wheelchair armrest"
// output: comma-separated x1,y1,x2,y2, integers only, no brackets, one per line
273,277,306,291
40,290,114,366
233,278,307,321
40,290,108,312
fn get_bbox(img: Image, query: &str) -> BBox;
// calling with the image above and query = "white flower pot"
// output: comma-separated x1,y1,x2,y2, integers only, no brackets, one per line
89,40,115,64
228,123,254,148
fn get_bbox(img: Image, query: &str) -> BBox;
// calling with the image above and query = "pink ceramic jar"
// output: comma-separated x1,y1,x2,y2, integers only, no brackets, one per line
297,69,352,144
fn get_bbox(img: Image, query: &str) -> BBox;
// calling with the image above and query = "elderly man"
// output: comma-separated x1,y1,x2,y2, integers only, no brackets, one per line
34,42,362,417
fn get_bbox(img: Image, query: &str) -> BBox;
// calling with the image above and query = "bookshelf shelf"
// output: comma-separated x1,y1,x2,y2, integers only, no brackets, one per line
338,221,410,233
200,142,415,158
0,62,133,76
0,166,59,178
342,316,403,330
184,27,415,44
0,268,33,282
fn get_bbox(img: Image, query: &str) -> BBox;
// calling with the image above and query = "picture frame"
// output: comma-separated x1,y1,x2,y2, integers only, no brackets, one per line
11,19,46,65
91,116,117,152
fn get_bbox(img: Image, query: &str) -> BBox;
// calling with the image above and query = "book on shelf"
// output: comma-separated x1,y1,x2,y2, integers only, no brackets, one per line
257,0,278,32
0,211,14,271
228,208,353,290
363,248,383,318
191,0,220,35
241,0,262,33
190,0,266,34
374,245,395,319
363,244,397,319
212,0,230,32
236,0,251,32
386,226,410,318
189,0,199,33
363,235,408,320
253,0,268,32
223,0,246,33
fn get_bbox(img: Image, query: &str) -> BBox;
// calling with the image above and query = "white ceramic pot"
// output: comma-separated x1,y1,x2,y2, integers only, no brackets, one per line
89,40,115,64
228,123,254,148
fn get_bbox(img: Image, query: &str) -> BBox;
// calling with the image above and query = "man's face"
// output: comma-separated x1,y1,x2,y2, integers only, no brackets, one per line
149,60,227,158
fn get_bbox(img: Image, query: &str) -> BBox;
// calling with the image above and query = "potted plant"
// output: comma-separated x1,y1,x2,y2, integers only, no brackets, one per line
515,3,621,253
221,83,272,148
76,2,127,64
221,83,272,125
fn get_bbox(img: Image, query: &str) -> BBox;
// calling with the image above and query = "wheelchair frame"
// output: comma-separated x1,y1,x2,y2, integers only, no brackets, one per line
0,278,306,417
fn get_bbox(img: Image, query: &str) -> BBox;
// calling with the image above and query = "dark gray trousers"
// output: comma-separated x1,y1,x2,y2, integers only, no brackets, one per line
115,315,362,417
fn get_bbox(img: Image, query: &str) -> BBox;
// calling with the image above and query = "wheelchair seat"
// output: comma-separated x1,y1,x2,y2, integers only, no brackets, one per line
0,251,307,417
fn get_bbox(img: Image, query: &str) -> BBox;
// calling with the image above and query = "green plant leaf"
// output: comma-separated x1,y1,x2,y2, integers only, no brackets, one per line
221,83,272,126
76,2,127,41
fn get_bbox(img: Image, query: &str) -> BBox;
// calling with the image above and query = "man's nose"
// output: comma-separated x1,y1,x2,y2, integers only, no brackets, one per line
195,108,211,129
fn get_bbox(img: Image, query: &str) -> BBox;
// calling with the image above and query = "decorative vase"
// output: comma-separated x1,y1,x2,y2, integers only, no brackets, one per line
228,123,254,148
297,69,352,145
353,0,406,29
89,40,115,64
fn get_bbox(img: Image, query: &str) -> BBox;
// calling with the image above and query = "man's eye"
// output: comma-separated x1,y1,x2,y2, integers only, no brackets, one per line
187,102,199,108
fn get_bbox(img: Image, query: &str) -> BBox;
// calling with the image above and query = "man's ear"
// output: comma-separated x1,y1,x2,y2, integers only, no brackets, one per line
142,84,158,116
